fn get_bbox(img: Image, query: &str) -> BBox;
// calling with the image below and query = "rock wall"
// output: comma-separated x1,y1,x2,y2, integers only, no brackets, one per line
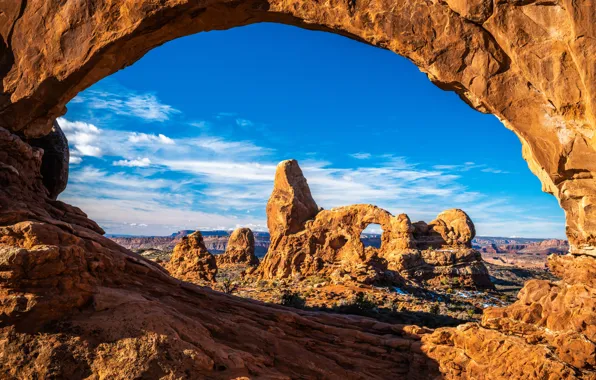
258,160,492,288
0,0,595,255
0,0,595,378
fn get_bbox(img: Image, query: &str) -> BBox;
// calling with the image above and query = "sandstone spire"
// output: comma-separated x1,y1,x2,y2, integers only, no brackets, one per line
166,231,217,283
217,227,259,266
266,160,319,243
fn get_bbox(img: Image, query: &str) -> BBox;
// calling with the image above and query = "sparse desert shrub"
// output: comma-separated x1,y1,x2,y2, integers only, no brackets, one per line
335,292,378,316
279,291,306,309
429,303,440,314
466,308,475,318
220,278,238,295
306,275,328,285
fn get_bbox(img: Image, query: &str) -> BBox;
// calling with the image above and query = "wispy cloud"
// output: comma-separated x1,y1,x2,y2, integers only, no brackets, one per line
350,152,371,159
113,158,152,167
481,168,509,174
432,161,509,174
236,118,253,128
78,90,179,122
128,132,175,145
58,118,102,160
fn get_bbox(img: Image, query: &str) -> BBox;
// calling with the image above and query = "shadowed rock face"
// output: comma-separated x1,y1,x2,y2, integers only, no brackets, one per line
27,119,69,200
0,1,595,378
259,160,491,288
166,231,218,283
217,227,259,266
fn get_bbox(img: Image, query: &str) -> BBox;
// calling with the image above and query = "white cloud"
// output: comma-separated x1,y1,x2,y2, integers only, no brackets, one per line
58,117,103,160
84,90,179,122
350,152,371,159
190,121,209,128
189,137,270,156
128,132,175,145
113,157,152,167
70,156,82,165
236,118,253,127
481,168,509,174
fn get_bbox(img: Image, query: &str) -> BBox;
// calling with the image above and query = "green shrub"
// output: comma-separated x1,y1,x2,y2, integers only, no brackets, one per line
466,308,475,318
280,291,306,309
429,303,440,314
334,292,378,316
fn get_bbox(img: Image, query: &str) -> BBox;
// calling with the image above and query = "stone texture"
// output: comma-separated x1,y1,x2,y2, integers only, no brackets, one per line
216,227,259,266
0,0,595,256
266,159,319,244
258,160,491,288
166,231,218,283
0,1,595,378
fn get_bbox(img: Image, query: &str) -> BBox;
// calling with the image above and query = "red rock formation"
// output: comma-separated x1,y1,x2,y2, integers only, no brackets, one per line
166,231,218,283
1,1,595,378
0,128,442,378
266,159,319,244
1,0,594,256
259,160,491,288
216,227,259,266
423,253,596,378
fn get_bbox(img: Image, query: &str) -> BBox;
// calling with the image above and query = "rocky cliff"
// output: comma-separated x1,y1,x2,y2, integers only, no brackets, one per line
0,1,595,378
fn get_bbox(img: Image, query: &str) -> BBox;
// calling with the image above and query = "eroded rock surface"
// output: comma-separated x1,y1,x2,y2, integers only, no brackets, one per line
216,227,259,266
0,0,595,256
0,129,446,378
423,253,596,379
258,160,491,288
27,119,69,200
166,231,218,283
0,0,595,378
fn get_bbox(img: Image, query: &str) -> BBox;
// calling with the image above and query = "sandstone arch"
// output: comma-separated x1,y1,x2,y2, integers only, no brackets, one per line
259,160,491,288
1,0,596,254
1,0,595,378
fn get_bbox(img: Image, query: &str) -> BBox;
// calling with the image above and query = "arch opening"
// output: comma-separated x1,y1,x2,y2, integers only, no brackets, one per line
1,1,595,378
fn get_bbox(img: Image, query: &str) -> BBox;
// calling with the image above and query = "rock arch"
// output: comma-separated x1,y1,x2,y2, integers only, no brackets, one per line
1,0,594,253
0,1,595,378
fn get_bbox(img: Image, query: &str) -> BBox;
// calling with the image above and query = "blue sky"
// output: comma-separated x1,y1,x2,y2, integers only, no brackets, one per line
59,23,565,238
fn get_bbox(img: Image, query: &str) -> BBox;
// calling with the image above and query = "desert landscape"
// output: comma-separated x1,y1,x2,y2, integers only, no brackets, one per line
1,0,595,379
